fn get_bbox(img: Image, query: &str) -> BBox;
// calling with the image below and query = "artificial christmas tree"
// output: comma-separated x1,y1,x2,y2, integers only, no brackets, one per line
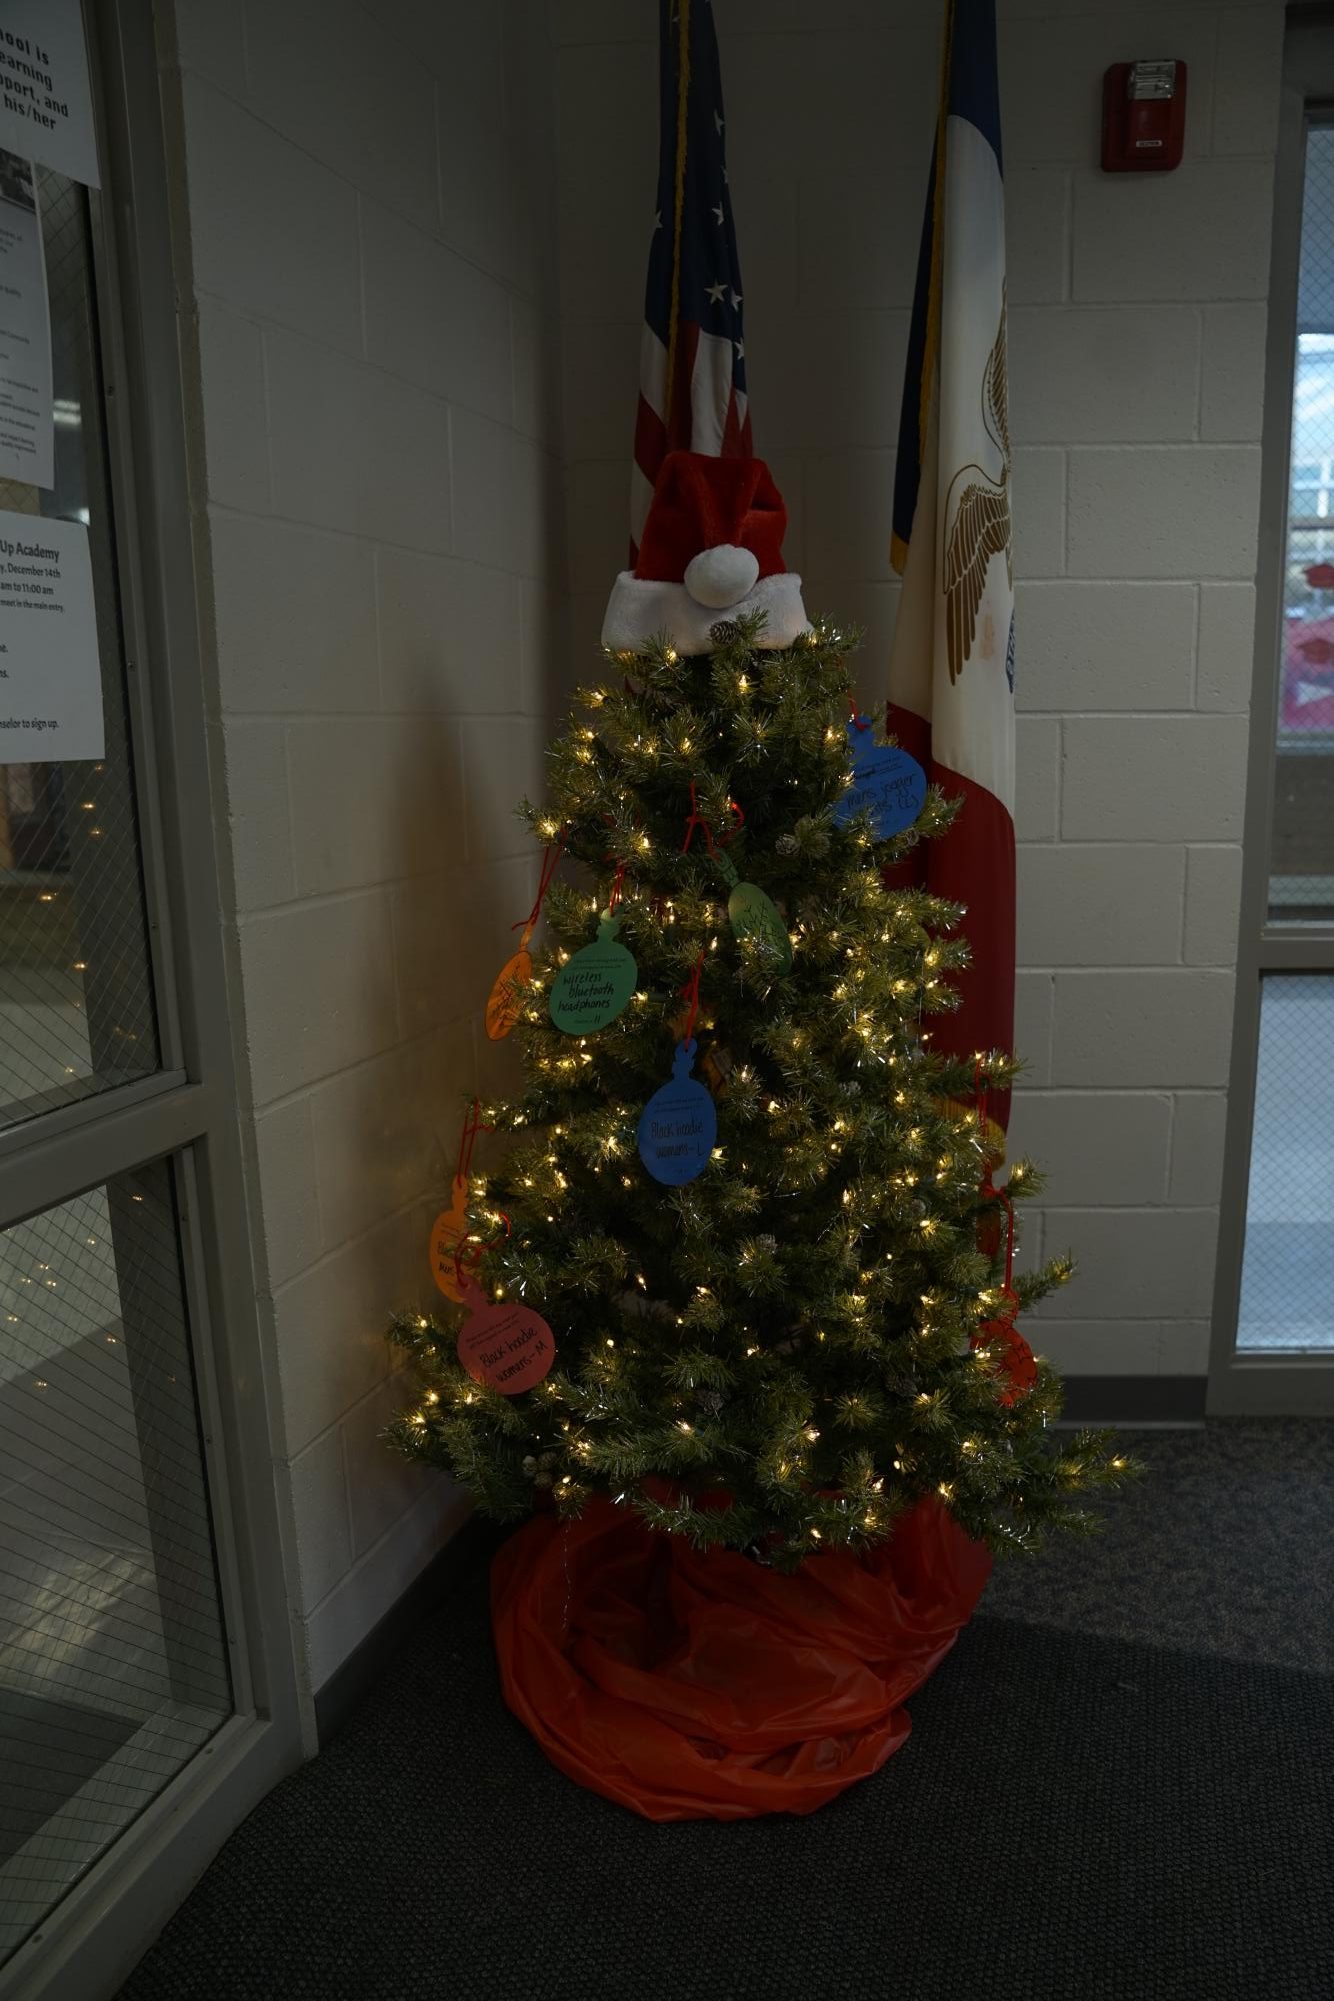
385,451,1130,1818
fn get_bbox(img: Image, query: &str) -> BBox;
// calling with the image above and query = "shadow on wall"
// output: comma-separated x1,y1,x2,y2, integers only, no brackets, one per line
334,654,543,1563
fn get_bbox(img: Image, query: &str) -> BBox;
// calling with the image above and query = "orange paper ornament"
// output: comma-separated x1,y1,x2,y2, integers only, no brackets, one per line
429,1176,471,1303
486,835,564,1041
486,941,532,1041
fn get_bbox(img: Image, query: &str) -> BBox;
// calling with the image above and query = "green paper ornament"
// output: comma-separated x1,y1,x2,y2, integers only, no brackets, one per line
714,852,792,972
549,910,638,1034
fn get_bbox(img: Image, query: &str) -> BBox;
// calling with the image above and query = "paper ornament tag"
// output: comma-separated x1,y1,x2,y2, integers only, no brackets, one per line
700,1043,734,1094
713,852,792,972
456,1276,556,1394
728,880,793,970
486,939,532,1040
833,717,927,838
971,1315,1037,1406
549,910,638,1034
429,1176,471,1303
637,1039,717,1186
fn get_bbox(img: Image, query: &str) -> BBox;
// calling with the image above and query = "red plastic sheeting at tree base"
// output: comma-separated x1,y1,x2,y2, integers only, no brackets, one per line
491,1494,992,1822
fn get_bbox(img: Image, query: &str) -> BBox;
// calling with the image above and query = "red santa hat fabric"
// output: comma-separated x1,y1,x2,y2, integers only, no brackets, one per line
602,449,809,655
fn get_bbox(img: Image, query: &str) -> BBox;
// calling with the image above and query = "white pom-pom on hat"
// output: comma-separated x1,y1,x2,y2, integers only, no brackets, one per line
684,543,760,609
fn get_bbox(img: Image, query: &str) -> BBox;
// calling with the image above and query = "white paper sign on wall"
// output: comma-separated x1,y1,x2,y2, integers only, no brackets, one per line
0,509,103,761
0,145,51,486
0,1,99,189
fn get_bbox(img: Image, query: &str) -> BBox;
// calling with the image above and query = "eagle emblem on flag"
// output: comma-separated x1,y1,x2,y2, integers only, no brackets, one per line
886,0,1016,1120
942,292,1011,686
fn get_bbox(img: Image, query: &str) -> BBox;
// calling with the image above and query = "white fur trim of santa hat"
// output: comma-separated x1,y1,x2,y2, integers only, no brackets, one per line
601,569,810,655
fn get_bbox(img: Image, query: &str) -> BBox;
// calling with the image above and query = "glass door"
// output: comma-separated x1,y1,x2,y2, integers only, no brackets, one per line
0,5,301,1992
0,1169,232,1961
1211,18,1334,1413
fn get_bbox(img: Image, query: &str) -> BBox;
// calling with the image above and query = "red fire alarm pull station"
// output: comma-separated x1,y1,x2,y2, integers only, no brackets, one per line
1101,59,1187,172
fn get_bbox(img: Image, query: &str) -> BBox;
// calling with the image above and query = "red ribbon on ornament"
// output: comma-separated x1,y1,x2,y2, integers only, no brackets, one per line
450,1099,508,1289
514,833,566,941
452,1206,512,1292
681,784,744,856
456,1097,494,1186
679,947,706,1046
601,809,644,914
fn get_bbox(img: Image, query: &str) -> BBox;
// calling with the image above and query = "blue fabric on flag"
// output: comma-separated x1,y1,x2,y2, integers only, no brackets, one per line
891,0,1003,563
948,0,1003,171
643,0,746,398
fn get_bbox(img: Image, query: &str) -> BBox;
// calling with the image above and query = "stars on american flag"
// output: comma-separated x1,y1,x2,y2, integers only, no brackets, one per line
631,0,750,556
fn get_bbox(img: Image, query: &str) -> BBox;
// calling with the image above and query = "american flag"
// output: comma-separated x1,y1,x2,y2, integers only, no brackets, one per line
631,0,752,560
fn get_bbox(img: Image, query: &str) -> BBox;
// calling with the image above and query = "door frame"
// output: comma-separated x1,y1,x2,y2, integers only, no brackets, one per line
0,5,304,1996
1208,13,1334,1417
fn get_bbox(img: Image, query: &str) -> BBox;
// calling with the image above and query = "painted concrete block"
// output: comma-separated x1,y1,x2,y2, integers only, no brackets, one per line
1017,581,1196,714
1051,969,1235,1087
1018,843,1185,967
1009,1089,1172,1206
1067,447,1261,581
1061,716,1249,842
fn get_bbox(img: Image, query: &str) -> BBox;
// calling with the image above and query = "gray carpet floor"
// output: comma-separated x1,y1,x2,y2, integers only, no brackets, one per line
984,1417,1334,1674
116,1421,1334,2001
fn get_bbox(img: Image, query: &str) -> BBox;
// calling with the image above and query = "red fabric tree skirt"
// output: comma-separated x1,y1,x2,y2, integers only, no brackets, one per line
491,1496,992,1821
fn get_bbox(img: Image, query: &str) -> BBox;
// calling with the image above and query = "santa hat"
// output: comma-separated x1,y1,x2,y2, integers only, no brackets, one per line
602,451,809,655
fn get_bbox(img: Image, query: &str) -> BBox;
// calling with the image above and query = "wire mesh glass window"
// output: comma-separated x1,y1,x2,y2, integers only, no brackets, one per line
0,120,237,1969
0,167,159,1129
1236,976,1334,1352
0,1155,232,1963
1273,122,1334,919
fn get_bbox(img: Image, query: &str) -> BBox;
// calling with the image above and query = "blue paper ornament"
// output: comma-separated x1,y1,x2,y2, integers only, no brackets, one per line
637,1039,717,1187
833,717,926,838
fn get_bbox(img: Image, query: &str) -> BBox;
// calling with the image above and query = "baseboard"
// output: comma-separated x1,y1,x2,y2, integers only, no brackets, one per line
1058,1375,1206,1425
313,1515,505,1748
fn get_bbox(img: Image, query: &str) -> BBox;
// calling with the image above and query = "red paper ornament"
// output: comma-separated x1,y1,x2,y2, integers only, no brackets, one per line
976,1207,1003,1261
456,1275,555,1394
1305,562,1334,589
971,1315,1037,1405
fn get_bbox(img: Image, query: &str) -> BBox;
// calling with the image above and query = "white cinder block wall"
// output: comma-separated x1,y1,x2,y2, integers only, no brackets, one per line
553,0,1285,1387
158,0,1285,1701
161,0,563,1703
